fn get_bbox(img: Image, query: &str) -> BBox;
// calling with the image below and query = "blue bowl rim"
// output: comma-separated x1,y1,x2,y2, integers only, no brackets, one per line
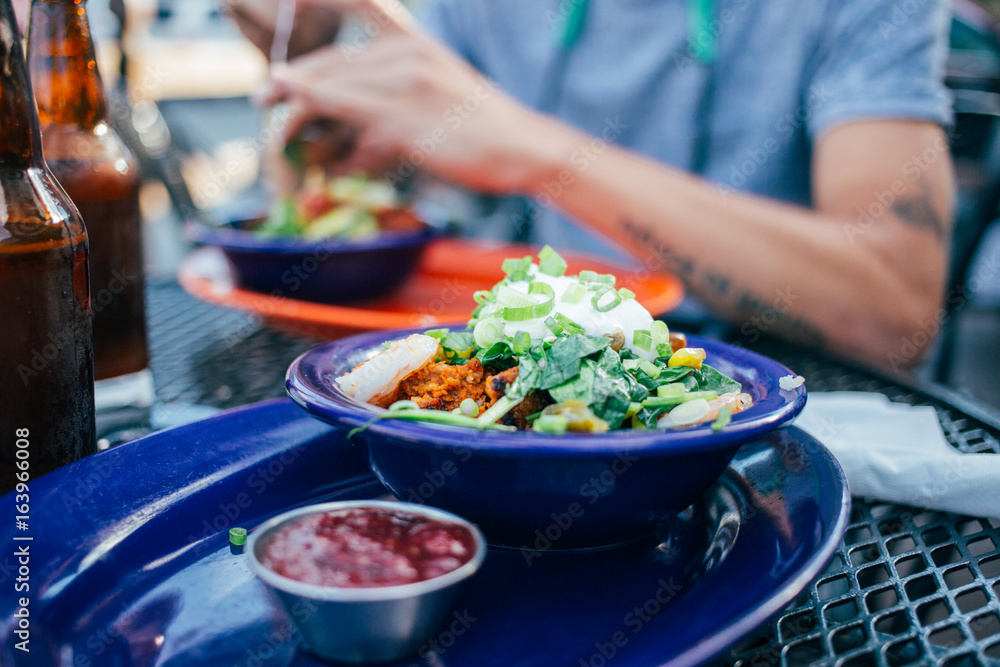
184,217,440,255
286,327,808,456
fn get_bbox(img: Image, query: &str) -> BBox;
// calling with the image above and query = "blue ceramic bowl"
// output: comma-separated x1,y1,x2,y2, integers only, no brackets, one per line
287,328,808,548
185,216,438,304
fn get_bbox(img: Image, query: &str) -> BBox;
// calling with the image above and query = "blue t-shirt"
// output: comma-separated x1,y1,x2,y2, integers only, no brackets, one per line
418,0,952,257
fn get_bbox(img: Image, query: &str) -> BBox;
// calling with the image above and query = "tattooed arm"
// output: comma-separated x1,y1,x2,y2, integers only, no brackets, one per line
517,119,953,369
256,0,951,369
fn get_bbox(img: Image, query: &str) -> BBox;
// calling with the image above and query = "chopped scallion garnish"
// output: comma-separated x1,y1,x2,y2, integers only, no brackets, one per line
502,282,555,321
512,330,531,354
637,359,660,379
651,320,670,345
579,270,616,286
592,287,623,312
561,282,586,303
642,390,718,408
533,414,568,434
538,245,568,277
501,256,533,281
619,287,636,300
474,317,505,348
657,383,686,398
633,329,652,352
554,312,585,335
712,406,733,432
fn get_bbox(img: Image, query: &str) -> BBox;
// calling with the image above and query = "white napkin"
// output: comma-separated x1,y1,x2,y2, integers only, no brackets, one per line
794,391,1000,519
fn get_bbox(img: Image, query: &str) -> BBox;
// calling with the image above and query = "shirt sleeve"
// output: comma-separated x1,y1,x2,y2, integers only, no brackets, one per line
415,0,480,68
806,0,953,138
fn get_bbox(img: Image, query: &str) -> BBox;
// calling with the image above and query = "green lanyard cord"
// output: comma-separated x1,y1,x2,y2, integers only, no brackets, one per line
689,0,717,64
551,0,716,64
552,0,589,50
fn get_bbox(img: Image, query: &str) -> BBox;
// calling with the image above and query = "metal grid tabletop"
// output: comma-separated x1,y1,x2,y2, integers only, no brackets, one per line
145,281,1000,667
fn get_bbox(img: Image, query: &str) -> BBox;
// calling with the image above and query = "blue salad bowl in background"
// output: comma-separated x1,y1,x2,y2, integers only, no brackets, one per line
185,215,440,304
286,328,808,549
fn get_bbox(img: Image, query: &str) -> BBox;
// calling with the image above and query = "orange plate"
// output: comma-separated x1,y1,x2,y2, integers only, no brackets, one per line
178,239,685,340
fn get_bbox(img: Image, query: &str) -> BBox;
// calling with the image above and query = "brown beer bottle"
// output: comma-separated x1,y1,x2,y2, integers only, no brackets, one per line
0,0,96,493
28,0,149,388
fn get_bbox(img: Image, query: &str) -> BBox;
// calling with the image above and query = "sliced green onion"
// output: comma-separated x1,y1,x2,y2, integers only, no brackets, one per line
538,245,568,277
550,313,581,335
651,320,670,345
533,414,568,434
474,317,505,348
229,527,247,546
642,390,718,408
460,398,480,417
503,282,555,321
619,287,636,300
423,328,448,340
545,316,564,336
478,394,523,426
511,330,531,355
579,270,616,286
388,400,421,411
633,329,652,352
622,359,640,371
497,285,540,309
592,287,623,312
561,282,586,303
626,402,643,418
657,383,686,398
383,409,515,431
712,406,733,432
473,290,495,305
638,359,660,379
502,256,533,281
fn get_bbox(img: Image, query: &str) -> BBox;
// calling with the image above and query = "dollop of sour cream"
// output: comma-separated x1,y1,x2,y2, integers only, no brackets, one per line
476,267,658,361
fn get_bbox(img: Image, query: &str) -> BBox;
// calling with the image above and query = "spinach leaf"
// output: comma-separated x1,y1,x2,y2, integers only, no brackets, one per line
549,360,596,405
655,366,697,384
477,341,514,366
589,348,636,429
536,335,611,390
690,364,742,395
509,353,540,400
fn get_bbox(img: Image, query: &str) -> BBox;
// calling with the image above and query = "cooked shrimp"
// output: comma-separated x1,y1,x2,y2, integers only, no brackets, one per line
334,334,440,407
658,392,752,428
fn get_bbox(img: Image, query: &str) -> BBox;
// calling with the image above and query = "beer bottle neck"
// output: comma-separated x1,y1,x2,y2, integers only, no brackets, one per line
0,0,45,168
27,0,108,131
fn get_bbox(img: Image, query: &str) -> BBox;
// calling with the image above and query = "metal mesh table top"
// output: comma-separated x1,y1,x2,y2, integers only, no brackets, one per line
145,281,1000,667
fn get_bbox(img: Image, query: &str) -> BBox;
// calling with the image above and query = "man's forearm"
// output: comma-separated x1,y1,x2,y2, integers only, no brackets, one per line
510,117,949,368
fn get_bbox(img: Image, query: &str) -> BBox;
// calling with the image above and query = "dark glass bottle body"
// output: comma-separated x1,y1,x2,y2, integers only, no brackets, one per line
0,0,96,493
28,0,148,382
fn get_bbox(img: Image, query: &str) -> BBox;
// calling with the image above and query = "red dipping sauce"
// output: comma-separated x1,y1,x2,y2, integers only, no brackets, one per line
260,507,478,588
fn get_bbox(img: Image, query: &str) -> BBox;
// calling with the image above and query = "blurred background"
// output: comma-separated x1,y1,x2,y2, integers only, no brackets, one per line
74,0,1000,408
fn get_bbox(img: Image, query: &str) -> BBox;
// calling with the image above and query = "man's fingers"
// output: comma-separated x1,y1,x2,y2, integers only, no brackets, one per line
299,0,416,35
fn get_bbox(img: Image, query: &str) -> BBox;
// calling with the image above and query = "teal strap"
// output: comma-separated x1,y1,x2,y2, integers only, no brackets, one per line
552,0,589,50
689,0,717,64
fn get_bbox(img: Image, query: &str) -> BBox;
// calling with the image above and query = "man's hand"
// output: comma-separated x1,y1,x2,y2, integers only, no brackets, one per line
255,0,558,187
223,0,343,61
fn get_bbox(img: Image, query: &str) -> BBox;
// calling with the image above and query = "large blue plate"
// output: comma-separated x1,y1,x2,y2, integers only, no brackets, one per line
0,399,847,667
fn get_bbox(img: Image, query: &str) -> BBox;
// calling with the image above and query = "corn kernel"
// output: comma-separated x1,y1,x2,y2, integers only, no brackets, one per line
667,347,706,369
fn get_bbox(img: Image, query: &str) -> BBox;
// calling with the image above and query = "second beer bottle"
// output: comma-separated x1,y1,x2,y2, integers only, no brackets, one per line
28,0,151,405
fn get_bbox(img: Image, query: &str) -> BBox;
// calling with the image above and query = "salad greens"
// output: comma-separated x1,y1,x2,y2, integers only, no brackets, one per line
350,247,747,434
